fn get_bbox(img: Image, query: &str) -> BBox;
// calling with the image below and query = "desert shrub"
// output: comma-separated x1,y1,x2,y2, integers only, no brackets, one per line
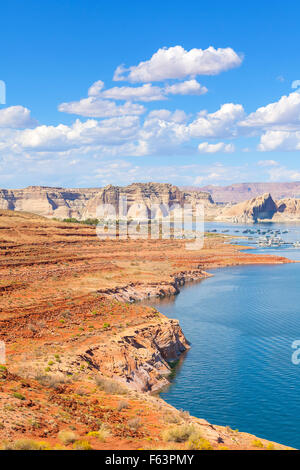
95,376,127,395
2,439,49,450
127,417,141,431
252,439,264,448
179,409,190,421
73,439,93,450
266,442,275,450
13,392,25,400
187,436,213,450
87,424,110,442
162,424,198,443
162,412,181,424
35,372,71,388
58,430,77,445
117,400,129,411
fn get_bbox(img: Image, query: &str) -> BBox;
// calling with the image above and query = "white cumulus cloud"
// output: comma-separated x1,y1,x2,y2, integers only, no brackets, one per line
17,116,140,151
100,83,166,102
113,45,243,82
189,103,245,138
258,130,300,151
58,97,145,118
198,142,235,153
240,92,300,129
83,79,208,103
165,79,208,96
0,106,37,129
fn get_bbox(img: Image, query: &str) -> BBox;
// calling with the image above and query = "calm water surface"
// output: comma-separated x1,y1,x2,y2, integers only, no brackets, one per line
148,223,300,448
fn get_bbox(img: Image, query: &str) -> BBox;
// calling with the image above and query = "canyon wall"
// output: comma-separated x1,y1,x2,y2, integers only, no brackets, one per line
0,183,215,220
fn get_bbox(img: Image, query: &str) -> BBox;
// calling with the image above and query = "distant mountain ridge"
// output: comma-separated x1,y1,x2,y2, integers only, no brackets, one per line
182,182,300,203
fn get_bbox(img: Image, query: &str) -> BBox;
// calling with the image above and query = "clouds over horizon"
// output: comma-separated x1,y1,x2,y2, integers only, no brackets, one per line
2,44,300,188
3,92,300,157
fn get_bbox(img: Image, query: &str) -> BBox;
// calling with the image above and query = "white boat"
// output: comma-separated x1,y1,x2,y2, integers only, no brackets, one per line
257,235,285,247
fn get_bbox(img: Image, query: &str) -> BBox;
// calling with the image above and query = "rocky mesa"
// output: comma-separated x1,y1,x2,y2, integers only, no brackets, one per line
0,183,214,221
215,192,300,223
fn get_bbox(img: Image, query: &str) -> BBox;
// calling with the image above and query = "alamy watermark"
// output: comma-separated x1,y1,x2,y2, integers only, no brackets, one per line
291,340,300,365
0,341,5,364
0,80,6,104
95,196,204,250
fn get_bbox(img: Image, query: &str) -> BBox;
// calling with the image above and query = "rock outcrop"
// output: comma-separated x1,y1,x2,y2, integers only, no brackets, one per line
273,198,300,221
216,193,278,223
0,183,214,221
96,269,211,302
0,186,100,219
76,319,190,392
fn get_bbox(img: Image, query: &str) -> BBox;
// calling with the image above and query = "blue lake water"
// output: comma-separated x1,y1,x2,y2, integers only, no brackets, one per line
148,223,300,448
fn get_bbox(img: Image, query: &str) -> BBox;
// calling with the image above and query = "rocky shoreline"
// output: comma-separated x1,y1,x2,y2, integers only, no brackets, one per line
97,269,212,302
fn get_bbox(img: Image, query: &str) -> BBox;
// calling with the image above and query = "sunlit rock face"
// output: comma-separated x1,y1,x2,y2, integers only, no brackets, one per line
0,186,100,219
0,183,214,220
216,193,278,223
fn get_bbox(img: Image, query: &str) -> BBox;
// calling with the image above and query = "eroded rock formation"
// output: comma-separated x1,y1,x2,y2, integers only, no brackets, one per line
0,183,214,220
216,193,278,223
75,319,191,392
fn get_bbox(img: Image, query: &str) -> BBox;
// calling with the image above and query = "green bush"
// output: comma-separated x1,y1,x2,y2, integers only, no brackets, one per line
13,392,25,400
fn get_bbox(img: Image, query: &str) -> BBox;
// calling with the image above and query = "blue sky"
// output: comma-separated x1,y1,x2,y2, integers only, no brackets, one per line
1,0,300,188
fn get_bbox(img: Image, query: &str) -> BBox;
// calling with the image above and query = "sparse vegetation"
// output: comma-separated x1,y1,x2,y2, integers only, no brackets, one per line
252,439,264,448
35,372,71,388
1,439,49,450
63,217,100,226
162,424,198,443
127,417,141,431
73,439,93,450
162,411,181,424
87,424,110,441
117,400,129,411
13,392,25,401
187,436,213,450
95,376,127,395
58,430,77,445
266,442,275,450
